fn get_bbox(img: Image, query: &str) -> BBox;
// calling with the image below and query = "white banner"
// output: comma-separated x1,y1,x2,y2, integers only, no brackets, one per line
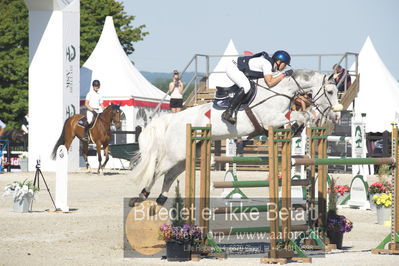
63,3,80,169
26,0,80,171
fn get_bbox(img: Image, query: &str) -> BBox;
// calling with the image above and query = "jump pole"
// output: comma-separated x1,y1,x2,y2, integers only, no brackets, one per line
185,124,211,226
185,124,196,225
371,124,399,254
260,126,311,264
185,124,215,250
293,125,399,254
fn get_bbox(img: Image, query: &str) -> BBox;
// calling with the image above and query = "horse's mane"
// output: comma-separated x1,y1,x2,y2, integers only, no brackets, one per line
101,104,120,114
292,69,317,81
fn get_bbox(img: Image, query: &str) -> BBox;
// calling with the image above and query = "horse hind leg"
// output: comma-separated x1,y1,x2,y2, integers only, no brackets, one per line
128,166,165,207
128,188,151,207
101,145,110,170
128,159,184,208
153,142,201,206
155,160,186,206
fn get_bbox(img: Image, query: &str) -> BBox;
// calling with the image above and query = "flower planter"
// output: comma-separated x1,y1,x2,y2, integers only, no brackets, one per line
13,194,33,213
166,240,191,261
376,206,391,225
327,230,344,249
369,193,380,212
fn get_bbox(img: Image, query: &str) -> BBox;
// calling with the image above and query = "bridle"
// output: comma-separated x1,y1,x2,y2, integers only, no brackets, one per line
291,74,336,122
97,105,122,127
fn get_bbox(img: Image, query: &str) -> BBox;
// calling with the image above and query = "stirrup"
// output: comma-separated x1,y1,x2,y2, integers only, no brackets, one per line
222,110,236,124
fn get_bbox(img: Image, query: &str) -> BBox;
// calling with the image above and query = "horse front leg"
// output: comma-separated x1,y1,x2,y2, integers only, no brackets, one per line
101,144,110,170
96,142,102,174
81,141,90,170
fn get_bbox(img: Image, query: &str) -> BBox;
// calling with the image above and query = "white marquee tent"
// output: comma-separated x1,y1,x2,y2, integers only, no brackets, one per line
208,39,239,89
351,36,399,133
80,16,169,143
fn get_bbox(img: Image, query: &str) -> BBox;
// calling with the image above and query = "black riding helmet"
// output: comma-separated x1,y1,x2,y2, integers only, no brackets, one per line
92,80,100,87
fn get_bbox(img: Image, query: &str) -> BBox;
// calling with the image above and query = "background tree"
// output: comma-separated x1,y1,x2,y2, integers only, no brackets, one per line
0,0,148,129
0,0,28,129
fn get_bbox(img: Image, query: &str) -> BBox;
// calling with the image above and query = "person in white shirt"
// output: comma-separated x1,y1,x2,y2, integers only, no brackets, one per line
222,50,293,124
168,70,184,113
83,79,105,141
0,119,6,138
21,114,29,134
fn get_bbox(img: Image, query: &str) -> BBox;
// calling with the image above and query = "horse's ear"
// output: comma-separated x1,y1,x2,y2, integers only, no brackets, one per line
328,73,336,84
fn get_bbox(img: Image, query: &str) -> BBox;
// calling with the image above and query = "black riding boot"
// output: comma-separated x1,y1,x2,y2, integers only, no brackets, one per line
222,88,246,124
82,125,90,142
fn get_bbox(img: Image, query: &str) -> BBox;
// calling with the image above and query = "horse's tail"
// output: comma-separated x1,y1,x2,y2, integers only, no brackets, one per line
131,115,171,185
51,119,68,160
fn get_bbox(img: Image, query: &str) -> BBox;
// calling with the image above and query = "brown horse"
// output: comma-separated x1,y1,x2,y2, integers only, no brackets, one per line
2,129,28,144
51,104,122,173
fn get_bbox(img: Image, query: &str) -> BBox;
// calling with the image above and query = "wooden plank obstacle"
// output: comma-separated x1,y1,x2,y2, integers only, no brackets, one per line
296,126,399,255
185,123,399,262
185,124,312,263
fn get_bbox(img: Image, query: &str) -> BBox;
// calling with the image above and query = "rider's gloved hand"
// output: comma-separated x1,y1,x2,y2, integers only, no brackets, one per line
283,69,294,77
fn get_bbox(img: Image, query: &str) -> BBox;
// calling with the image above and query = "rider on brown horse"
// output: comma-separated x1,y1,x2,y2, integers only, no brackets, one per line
83,79,105,142
51,103,122,173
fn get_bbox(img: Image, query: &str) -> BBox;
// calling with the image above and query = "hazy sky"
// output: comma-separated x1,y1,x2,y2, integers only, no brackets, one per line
120,0,399,78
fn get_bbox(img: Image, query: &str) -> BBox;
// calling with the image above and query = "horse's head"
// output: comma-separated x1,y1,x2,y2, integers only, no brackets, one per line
310,73,343,125
110,104,122,129
292,70,343,125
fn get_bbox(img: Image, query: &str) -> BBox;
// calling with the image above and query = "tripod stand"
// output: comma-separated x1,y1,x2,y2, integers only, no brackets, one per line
32,159,57,210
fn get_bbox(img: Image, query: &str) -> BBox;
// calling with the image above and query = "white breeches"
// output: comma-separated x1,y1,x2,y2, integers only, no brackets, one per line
226,60,251,93
87,109,99,124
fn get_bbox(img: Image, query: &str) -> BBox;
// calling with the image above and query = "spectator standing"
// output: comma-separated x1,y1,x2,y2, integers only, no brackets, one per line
168,70,184,113
333,64,352,92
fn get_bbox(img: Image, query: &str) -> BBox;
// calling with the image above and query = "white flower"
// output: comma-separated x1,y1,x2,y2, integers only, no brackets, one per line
3,180,38,201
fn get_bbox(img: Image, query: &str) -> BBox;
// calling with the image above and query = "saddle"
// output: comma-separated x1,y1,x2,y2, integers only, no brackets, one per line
212,82,257,111
78,113,98,128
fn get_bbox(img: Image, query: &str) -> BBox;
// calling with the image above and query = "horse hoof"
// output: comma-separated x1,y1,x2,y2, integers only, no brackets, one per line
156,194,168,206
128,197,143,208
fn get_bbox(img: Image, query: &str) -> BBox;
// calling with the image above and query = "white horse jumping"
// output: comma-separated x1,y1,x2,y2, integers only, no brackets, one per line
129,69,343,206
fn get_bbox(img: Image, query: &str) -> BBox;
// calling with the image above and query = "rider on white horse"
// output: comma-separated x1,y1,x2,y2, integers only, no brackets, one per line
222,50,293,124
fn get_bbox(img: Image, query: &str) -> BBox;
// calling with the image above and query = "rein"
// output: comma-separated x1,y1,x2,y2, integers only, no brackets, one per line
248,74,335,123
96,106,118,127
248,82,292,110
